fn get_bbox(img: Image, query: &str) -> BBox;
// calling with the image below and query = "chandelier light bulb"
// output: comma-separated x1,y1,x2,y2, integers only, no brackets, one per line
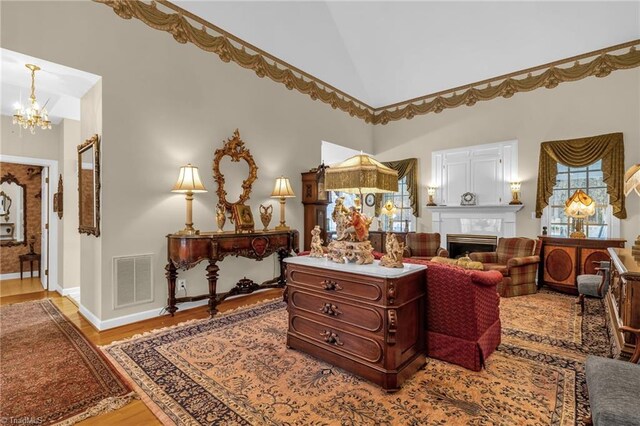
12,64,51,134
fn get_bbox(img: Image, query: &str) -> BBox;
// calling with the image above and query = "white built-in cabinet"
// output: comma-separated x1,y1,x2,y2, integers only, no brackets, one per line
432,141,518,206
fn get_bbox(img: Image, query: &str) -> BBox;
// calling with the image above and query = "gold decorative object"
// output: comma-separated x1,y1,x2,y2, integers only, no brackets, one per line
53,174,63,219
309,225,324,258
96,0,640,125
259,204,273,231
624,164,640,258
78,135,101,237
327,196,376,265
382,200,397,231
564,189,595,239
270,176,295,230
232,204,255,233
212,129,258,217
536,132,626,219
325,154,398,196
12,64,51,134
427,186,437,206
171,163,207,235
216,203,226,233
380,232,405,268
509,182,522,205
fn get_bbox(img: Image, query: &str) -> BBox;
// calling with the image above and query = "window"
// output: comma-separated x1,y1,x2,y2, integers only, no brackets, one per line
548,160,608,238
381,177,416,232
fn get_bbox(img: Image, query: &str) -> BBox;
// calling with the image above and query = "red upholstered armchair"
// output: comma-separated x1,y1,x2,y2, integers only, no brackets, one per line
405,232,449,261
425,262,502,371
469,237,541,298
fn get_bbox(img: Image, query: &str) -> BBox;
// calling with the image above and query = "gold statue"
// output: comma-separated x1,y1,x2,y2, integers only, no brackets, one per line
380,232,405,268
309,225,324,258
216,203,226,233
328,201,375,265
259,204,273,231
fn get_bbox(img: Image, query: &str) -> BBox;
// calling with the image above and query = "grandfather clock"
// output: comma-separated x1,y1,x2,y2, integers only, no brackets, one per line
301,170,330,251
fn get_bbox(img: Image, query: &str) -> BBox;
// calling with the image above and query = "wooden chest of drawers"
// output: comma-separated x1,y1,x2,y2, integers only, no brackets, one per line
284,256,427,392
606,248,640,357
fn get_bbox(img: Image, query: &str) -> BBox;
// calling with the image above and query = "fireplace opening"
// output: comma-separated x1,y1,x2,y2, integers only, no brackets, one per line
447,234,497,259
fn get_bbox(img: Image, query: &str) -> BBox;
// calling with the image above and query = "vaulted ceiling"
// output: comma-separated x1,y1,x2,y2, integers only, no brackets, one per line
174,1,640,108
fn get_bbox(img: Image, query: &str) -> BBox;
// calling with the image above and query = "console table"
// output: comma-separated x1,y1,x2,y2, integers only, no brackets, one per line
538,236,625,294
166,230,299,316
285,256,426,392
607,248,640,358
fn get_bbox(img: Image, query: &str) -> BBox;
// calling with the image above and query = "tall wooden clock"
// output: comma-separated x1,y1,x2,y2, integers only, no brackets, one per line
301,170,330,251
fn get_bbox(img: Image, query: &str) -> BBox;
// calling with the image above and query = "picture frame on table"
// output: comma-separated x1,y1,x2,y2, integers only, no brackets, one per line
232,204,255,233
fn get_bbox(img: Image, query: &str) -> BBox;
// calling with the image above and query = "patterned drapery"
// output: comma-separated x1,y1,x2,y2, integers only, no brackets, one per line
535,132,626,219
374,158,419,217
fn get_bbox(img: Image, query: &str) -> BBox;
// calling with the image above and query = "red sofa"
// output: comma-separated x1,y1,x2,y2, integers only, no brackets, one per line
404,259,503,371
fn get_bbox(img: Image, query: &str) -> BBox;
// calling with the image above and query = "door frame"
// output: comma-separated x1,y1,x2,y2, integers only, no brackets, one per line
0,155,59,292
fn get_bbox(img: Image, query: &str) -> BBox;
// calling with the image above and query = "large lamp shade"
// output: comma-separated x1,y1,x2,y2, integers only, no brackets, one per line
324,154,398,194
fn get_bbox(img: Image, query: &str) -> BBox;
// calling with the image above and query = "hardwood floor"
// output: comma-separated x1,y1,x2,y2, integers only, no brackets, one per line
0,277,45,297
0,288,284,425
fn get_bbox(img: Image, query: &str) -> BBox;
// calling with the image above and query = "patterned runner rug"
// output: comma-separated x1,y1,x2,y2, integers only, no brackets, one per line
0,300,134,425
103,291,610,425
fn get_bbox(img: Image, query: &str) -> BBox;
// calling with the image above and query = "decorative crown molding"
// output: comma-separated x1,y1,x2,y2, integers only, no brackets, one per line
95,0,374,122
372,40,640,124
96,1,640,125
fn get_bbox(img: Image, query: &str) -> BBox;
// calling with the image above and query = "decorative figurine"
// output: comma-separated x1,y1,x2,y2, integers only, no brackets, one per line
259,204,273,231
216,203,226,233
380,232,405,268
309,225,324,258
327,200,375,265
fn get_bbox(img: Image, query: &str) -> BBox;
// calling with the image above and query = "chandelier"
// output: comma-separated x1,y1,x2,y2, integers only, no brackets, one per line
13,64,51,134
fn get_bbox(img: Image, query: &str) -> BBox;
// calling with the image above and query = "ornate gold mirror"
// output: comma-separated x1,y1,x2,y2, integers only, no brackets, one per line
212,129,258,216
0,173,26,246
78,134,100,237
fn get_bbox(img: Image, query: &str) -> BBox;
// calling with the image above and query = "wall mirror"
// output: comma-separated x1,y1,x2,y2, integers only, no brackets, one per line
212,129,258,218
78,134,101,237
0,173,26,246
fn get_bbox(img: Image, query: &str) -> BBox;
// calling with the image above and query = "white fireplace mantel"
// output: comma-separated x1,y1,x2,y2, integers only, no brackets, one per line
427,204,524,247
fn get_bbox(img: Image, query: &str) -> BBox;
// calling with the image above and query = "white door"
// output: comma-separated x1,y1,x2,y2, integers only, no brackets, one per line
442,151,470,205
470,157,503,204
40,167,49,290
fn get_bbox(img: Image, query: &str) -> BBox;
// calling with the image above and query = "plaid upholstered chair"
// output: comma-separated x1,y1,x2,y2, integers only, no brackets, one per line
469,237,541,297
405,233,449,261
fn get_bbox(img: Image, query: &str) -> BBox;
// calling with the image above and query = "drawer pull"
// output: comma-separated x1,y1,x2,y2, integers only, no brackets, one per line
321,280,343,291
319,303,342,317
320,330,344,346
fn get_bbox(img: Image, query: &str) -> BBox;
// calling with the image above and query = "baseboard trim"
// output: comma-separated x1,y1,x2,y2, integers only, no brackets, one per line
0,272,23,280
61,286,80,296
79,299,210,331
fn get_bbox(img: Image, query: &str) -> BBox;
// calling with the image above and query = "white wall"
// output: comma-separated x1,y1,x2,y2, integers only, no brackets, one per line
0,116,61,160
0,1,373,323
373,68,640,245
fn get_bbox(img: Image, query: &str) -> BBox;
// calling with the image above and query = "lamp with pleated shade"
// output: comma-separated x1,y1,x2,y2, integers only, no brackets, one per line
271,176,295,230
564,189,595,239
171,164,207,235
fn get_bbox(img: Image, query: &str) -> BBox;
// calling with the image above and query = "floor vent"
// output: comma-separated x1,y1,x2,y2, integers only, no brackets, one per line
114,254,153,308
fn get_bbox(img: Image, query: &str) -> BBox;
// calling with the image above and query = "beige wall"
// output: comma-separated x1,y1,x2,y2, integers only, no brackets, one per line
373,68,640,245
1,116,61,161
1,1,373,322
59,119,81,290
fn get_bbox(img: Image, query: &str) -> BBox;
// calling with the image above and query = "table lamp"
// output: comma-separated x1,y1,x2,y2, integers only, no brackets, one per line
509,181,522,205
271,176,295,230
427,186,437,206
564,189,595,238
624,164,640,258
171,164,207,235
324,154,398,264
382,200,397,231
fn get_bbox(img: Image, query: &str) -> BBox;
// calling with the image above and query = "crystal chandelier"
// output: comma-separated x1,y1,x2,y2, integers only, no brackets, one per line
13,64,51,134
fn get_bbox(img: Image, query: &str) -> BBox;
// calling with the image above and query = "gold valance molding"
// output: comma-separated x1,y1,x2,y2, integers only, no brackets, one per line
535,132,626,220
96,1,640,125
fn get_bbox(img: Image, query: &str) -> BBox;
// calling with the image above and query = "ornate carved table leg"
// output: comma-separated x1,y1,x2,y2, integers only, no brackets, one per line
165,262,178,316
206,260,220,317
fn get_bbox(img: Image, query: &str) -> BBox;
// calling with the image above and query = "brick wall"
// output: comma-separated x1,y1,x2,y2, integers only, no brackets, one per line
0,163,42,275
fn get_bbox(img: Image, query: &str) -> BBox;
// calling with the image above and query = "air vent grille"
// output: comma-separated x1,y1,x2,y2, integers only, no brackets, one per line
114,254,153,308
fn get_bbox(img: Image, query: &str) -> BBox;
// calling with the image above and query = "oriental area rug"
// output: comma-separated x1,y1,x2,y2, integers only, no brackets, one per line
103,291,611,426
0,300,135,425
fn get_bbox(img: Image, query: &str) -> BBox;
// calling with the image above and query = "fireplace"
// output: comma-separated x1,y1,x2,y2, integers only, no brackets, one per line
447,234,497,259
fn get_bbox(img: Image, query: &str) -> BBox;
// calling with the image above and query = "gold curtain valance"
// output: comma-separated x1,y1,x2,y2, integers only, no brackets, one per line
373,158,420,218
535,132,626,219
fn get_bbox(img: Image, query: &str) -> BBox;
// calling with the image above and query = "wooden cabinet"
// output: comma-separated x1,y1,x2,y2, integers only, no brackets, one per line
539,236,625,293
284,256,427,392
607,248,640,358
301,171,330,251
